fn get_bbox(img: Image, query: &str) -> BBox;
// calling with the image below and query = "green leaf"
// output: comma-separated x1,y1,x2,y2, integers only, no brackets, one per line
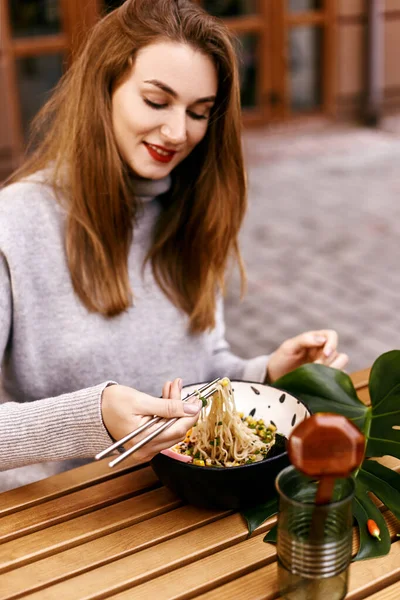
240,351,400,561
273,363,368,430
353,477,391,560
263,524,277,543
351,459,400,560
273,351,400,460
367,351,400,459
241,496,278,537
358,460,400,520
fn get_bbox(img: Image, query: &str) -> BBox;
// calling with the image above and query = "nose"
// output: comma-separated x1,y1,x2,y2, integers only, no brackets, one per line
160,109,187,146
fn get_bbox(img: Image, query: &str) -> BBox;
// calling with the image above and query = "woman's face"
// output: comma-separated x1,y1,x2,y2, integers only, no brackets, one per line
111,41,218,180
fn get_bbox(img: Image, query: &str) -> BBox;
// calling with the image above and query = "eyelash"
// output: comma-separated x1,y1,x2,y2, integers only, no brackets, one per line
143,98,208,121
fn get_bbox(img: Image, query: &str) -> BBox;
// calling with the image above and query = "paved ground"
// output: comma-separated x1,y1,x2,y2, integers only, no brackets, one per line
225,115,400,374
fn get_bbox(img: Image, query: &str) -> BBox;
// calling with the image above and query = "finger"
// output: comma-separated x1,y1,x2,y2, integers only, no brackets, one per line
289,329,339,359
169,377,183,400
314,351,348,369
314,349,339,366
284,331,327,353
162,381,172,399
153,412,201,449
315,329,339,358
142,395,202,420
329,353,349,370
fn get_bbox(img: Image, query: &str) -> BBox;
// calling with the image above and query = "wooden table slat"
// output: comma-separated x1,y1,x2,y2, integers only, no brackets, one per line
0,467,159,543
108,522,400,600
347,540,400,599
352,367,371,406
192,563,278,600
0,487,182,574
106,535,280,600
373,456,400,471
193,539,400,600
2,505,397,599
356,388,371,406
106,514,400,600
15,514,277,600
360,580,400,600
0,505,230,599
350,368,370,391
0,459,145,517
1,455,395,568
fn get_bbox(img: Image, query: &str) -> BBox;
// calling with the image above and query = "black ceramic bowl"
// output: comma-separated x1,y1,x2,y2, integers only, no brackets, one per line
151,380,310,510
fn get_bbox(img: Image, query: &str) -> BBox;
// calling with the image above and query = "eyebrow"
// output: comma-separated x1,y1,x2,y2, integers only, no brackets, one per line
144,79,216,104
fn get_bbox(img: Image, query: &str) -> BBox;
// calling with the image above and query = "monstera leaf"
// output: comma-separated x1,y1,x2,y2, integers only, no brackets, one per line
274,350,400,460
242,496,278,538
241,350,400,560
353,460,400,560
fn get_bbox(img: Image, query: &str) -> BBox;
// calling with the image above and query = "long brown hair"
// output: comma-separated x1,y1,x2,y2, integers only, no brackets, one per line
10,0,246,333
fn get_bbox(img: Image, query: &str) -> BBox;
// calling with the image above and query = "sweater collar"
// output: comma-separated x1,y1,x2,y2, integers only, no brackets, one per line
133,175,171,201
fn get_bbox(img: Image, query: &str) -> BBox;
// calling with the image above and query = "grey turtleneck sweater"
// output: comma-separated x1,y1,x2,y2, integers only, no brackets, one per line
0,173,268,489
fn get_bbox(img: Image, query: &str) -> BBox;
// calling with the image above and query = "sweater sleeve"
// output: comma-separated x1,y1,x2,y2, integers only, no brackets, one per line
0,252,115,471
206,296,270,383
0,383,116,471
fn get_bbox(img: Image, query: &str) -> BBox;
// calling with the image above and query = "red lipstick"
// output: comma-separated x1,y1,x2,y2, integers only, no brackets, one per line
144,142,176,164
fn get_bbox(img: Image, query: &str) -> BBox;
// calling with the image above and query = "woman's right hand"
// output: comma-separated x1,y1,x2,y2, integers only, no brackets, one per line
101,378,201,462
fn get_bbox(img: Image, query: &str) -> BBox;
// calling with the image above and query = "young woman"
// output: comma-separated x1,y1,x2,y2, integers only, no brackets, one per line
0,0,347,488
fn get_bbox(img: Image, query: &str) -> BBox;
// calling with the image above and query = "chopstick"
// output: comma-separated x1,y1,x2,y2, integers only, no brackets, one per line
95,378,219,467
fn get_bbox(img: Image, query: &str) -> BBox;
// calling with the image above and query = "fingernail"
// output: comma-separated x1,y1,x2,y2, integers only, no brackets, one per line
314,335,326,344
184,400,201,415
324,345,333,357
178,378,183,391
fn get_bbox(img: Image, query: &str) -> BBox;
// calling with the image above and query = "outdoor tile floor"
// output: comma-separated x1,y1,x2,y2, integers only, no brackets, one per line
225,116,400,373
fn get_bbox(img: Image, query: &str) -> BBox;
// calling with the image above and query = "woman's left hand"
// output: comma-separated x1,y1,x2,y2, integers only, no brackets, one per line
266,329,349,383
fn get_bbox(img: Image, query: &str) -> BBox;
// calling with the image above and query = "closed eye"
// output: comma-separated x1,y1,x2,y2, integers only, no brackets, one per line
144,98,209,121
188,111,208,121
144,98,167,110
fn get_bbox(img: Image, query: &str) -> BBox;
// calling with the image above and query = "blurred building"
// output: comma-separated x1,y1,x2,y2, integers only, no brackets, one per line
0,1,399,178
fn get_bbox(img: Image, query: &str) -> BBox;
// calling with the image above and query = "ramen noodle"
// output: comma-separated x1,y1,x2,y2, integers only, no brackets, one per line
172,378,277,467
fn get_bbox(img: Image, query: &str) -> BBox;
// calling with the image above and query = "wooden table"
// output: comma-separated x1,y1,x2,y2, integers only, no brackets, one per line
0,369,399,600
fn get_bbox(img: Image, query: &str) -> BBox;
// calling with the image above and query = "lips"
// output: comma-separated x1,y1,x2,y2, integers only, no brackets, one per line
143,142,177,164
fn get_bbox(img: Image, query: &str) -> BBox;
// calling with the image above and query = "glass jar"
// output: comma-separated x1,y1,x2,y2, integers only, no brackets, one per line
276,465,355,600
